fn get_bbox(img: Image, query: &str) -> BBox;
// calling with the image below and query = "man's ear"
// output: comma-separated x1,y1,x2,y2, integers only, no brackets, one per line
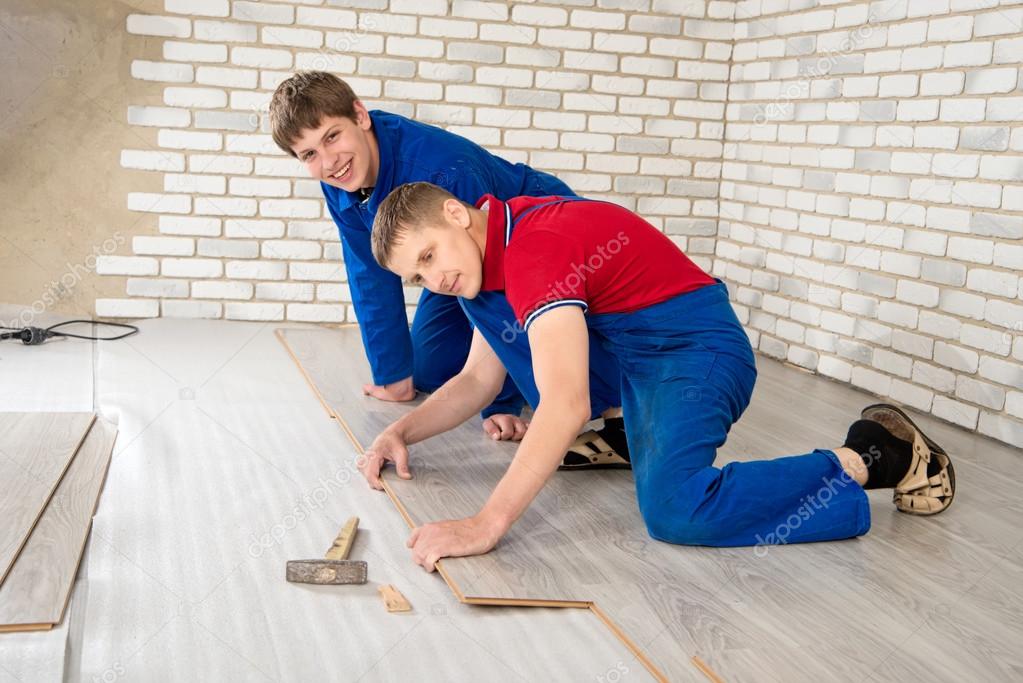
442,199,471,230
354,101,371,130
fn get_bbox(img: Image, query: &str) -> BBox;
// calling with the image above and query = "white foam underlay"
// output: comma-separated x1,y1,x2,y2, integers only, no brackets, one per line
0,307,651,682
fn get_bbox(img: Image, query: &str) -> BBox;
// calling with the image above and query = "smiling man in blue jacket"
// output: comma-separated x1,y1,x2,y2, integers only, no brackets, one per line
269,71,628,467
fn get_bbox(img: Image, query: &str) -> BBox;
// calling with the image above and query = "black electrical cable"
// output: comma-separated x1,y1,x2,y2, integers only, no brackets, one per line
0,319,139,345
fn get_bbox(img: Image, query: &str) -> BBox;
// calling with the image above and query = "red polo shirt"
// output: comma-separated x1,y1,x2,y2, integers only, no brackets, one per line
475,194,714,330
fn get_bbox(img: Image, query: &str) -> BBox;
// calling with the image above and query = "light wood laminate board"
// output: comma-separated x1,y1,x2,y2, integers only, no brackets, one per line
0,418,116,632
278,327,1023,682
0,412,96,584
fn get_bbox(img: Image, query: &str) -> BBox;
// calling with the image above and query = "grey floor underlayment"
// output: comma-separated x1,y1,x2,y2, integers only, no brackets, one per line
0,306,653,683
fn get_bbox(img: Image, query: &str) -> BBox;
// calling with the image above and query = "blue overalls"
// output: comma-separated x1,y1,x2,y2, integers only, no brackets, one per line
324,110,582,416
475,197,872,548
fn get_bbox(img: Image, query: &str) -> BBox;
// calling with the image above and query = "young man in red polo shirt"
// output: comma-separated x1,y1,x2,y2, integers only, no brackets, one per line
360,182,955,572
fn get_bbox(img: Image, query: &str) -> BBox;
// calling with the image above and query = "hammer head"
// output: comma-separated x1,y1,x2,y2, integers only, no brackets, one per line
286,559,367,585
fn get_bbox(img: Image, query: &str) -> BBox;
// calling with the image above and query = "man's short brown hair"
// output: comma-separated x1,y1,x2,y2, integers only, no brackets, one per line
269,71,359,157
372,182,467,268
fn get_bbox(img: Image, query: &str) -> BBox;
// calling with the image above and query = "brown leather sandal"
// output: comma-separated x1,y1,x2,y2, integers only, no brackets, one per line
861,403,956,515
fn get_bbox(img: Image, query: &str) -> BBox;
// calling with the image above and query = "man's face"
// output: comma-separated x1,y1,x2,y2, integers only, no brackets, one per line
387,202,484,299
291,103,377,192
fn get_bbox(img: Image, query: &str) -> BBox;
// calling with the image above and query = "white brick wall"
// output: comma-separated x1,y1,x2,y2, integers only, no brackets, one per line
113,0,729,322
109,0,1022,447
721,0,1023,447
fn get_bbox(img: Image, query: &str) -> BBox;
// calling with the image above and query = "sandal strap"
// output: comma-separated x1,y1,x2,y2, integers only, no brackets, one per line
894,429,933,493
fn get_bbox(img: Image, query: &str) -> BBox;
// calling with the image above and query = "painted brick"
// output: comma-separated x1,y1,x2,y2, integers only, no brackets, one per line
165,0,228,17
162,300,222,319
161,258,222,278
133,236,194,256
127,193,191,215
95,299,160,319
232,1,293,24
158,129,222,151
120,149,185,172
96,256,159,276
193,20,256,43
131,60,193,83
226,261,287,281
286,304,345,323
159,216,220,237
224,303,284,321
126,15,191,38
163,41,227,63
192,281,253,300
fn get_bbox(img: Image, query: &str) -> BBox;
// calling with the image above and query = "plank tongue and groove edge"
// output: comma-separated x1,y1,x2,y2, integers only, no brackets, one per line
275,328,669,682
0,418,117,631
0,412,97,585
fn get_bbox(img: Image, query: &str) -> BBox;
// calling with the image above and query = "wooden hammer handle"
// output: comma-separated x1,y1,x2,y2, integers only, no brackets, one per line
324,516,359,561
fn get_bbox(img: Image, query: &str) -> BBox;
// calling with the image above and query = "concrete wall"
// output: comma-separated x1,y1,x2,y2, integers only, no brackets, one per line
0,0,163,326
716,0,1023,447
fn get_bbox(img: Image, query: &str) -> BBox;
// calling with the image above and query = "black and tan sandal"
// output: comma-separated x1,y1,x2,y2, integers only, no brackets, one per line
559,429,632,470
861,403,956,515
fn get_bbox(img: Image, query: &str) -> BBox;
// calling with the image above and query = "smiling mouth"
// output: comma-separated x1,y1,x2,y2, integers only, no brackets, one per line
330,159,352,181
449,275,460,294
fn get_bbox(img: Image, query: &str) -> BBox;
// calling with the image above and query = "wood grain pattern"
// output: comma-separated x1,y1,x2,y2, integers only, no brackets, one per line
0,412,96,584
278,326,1023,682
378,584,412,612
0,418,116,631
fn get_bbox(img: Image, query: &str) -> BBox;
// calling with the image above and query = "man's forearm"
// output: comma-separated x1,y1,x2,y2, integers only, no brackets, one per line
389,370,499,445
479,399,589,532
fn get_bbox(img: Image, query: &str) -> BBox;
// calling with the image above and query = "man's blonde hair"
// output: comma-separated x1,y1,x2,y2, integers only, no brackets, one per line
372,182,468,268
269,71,359,157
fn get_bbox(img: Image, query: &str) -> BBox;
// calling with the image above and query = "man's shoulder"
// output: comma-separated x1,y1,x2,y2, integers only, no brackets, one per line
377,111,496,174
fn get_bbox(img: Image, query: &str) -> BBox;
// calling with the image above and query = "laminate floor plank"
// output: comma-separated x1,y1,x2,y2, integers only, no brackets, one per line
0,418,116,631
0,412,96,584
278,326,1023,682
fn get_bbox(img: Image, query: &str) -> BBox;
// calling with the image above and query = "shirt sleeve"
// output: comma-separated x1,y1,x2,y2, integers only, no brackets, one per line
325,198,414,386
505,230,590,332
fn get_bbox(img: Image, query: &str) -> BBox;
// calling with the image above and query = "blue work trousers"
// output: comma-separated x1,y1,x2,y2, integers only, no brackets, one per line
410,288,523,418
587,281,870,547
459,291,623,420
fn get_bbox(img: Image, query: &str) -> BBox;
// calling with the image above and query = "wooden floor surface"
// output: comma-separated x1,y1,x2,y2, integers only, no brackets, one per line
278,327,1023,682
0,418,116,632
0,413,96,585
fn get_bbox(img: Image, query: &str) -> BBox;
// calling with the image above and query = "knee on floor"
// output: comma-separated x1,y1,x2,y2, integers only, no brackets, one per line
637,495,730,547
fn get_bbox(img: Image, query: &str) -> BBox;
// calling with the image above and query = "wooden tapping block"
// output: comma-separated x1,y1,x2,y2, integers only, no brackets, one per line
286,517,367,585
378,584,411,612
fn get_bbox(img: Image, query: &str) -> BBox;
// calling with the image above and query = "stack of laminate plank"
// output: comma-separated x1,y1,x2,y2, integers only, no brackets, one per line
0,412,116,632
